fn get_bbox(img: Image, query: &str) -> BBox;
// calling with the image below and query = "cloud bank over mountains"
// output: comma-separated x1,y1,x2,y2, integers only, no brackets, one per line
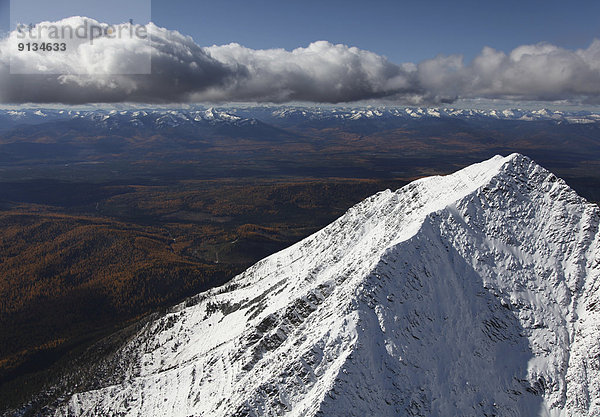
1,17,599,105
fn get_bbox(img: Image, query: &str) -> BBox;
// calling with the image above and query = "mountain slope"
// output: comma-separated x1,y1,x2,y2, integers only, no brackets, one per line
45,154,600,417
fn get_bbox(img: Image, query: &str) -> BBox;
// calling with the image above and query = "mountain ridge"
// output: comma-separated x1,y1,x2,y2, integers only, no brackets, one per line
15,153,600,417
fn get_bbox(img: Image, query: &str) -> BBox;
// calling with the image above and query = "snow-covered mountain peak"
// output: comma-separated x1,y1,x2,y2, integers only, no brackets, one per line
49,154,600,417
201,107,242,122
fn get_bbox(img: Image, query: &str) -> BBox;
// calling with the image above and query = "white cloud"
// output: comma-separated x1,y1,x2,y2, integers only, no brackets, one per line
464,40,600,102
198,41,420,103
1,17,599,104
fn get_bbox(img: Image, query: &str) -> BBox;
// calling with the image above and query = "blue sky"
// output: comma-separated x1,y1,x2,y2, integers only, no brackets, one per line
151,0,600,63
3,0,599,64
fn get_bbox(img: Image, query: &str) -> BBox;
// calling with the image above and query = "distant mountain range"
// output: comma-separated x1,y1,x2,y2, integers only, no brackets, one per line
266,106,600,124
15,154,600,417
0,108,262,133
1,106,599,132
2,106,600,202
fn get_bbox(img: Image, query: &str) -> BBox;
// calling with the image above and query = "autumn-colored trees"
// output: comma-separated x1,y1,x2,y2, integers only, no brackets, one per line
0,177,406,404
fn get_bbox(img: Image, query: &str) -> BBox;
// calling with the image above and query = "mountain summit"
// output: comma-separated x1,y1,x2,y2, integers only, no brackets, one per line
50,154,599,417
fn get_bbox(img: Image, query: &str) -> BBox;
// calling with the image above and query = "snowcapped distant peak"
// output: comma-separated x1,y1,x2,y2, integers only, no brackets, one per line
204,107,217,119
200,107,241,121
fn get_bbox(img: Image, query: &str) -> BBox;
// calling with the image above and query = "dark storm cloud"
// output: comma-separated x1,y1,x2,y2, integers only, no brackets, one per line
1,17,599,104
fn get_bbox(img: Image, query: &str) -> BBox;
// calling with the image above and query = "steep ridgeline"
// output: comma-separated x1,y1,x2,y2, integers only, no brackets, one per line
52,154,600,417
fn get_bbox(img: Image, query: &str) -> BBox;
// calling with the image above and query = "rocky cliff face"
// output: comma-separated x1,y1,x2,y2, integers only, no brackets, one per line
52,154,600,417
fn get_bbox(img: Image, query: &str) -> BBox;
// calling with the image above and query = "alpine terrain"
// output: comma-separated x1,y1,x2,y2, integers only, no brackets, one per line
43,154,600,416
